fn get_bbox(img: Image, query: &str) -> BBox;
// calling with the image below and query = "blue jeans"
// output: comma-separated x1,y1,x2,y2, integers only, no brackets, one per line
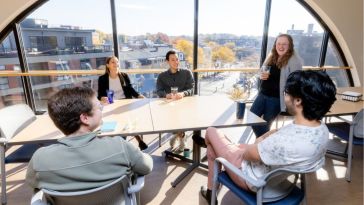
250,93,281,137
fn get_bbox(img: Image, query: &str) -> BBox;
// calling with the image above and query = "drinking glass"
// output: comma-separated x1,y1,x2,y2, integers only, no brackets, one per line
171,87,178,99
261,65,271,74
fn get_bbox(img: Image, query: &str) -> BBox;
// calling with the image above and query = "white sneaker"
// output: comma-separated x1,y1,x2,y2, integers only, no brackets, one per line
169,135,177,149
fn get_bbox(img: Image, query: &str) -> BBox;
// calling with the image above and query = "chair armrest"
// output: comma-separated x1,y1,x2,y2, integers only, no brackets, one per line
215,156,324,188
262,167,306,181
127,176,145,194
215,157,266,188
30,190,48,205
262,155,325,180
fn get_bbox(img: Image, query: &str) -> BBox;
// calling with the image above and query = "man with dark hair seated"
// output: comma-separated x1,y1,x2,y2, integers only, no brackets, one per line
201,70,336,205
26,87,153,192
156,50,195,152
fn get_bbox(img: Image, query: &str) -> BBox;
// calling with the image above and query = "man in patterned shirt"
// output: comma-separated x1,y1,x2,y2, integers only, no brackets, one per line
201,70,336,205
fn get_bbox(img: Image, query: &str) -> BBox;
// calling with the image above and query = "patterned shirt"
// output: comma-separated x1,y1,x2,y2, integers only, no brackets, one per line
241,122,328,196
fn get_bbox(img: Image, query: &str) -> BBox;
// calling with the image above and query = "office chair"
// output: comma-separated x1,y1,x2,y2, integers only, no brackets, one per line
326,109,363,182
211,157,325,205
30,175,145,205
0,104,51,205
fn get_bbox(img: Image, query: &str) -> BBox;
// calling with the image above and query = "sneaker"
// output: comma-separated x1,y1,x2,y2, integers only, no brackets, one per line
200,186,218,205
169,134,178,149
192,135,207,148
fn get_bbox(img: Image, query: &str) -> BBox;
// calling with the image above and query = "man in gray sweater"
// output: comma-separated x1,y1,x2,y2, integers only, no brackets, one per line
26,87,153,192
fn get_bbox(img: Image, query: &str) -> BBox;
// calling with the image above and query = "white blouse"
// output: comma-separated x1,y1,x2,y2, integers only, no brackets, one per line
109,77,125,99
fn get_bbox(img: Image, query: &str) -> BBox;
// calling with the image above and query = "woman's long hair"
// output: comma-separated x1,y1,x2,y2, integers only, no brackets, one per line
105,56,125,85
266,34,294,69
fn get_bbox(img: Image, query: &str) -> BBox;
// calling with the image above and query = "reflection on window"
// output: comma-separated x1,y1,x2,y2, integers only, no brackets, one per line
20,0,113,111
65,37,85,49
55,61,70,81
325,38,349,87
0,32,26,108
269,0,324,66
115,0,194,97
0,65,9,90
29,36,58,52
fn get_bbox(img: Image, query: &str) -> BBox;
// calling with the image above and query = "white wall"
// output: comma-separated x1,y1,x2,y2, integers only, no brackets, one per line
0,0,38,33
305,0,363,86
0,0,363,85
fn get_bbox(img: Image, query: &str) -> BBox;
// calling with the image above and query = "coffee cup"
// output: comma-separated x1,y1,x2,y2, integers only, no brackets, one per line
183,148,191,158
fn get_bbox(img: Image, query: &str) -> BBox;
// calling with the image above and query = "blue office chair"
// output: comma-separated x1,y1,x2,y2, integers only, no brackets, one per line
326,109,363,182
211,157,325,205
30,175,145,205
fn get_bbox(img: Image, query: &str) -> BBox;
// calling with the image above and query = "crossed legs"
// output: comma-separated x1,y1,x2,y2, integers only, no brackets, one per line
205,127,250,191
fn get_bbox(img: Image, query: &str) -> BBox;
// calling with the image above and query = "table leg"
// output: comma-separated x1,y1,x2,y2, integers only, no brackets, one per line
346,125,354,182
1,144,7,205
168,131,207,187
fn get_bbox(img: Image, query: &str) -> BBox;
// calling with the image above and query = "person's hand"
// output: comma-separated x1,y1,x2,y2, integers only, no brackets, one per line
138,95,145,99
175,92,184,100
100,97,109,105
166,93,172,99
260,72,270,80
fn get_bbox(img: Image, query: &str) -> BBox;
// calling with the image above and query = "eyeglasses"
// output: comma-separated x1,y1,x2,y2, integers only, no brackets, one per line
283,89,289,96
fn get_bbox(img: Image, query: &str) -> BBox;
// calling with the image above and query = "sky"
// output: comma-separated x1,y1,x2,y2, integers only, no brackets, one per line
28,0,323,37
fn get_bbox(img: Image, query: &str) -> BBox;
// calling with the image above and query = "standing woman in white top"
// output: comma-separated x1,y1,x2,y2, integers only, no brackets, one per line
98,56,147,150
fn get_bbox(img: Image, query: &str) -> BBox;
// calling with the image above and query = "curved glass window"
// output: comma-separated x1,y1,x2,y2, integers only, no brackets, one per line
198,0,266,97
0,0,352,110
268,0,324,66
0,32,25,108
20,0,114,110
115,0,194,97
325,38,349,87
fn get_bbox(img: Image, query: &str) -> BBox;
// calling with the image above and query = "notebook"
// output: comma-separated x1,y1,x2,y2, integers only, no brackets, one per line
100,121,117,132
342,91,362,102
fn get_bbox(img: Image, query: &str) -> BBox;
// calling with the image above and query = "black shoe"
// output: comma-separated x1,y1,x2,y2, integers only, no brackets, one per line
193,135,207,148
200,186,218,205
138,140,148,151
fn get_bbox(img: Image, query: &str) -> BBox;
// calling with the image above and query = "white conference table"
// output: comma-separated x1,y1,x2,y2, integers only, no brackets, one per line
12,95,265,143
150,95,265,132
327,87,363,116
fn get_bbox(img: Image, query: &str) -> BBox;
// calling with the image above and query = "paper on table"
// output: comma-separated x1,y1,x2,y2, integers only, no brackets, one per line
100,121,117,132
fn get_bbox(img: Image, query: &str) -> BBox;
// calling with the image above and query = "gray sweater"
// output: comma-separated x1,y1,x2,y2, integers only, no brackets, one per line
26,132,153,191
156,68,194,97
